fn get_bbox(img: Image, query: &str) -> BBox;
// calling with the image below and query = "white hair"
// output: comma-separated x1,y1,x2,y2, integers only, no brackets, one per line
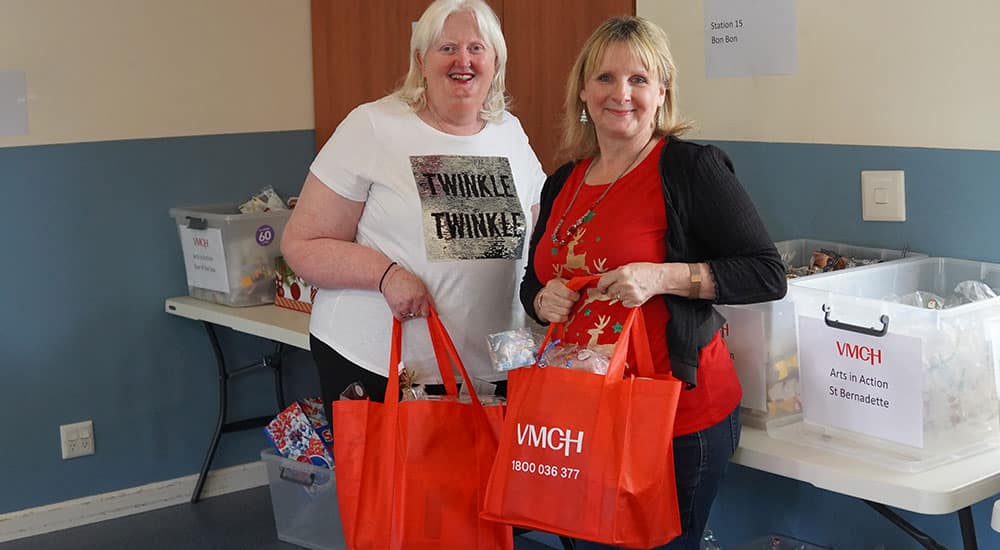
393,0,508,123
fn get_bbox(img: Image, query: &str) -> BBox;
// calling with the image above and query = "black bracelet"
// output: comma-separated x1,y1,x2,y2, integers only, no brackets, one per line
378,261,398,293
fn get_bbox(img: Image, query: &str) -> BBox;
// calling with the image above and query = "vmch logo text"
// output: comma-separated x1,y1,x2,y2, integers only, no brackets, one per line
516,423,584,457
835,340,882,366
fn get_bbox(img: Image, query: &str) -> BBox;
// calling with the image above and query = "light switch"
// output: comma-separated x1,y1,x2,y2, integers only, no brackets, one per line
862,170,905,222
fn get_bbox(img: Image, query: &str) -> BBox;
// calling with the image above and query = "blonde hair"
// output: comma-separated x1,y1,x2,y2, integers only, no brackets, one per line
561,16,693,161
393,0,508,123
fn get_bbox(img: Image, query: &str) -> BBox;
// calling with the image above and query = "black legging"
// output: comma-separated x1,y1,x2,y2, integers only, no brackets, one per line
309,334,506,425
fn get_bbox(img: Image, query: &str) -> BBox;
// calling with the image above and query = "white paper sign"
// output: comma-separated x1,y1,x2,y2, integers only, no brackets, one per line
987,318,1000,400
798,316,924,448
704,0,797,78
0,70,29,137
178,226,230,293
719,306,767,411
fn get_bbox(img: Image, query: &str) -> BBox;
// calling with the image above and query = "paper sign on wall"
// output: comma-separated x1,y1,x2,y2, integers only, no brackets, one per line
798,316,924,448
0,70,28,137
719,307,767,411
704,0,797,78
178,226,230,293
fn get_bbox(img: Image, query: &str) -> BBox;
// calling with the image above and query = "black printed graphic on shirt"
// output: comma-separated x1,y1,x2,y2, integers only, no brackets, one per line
410,155,526,261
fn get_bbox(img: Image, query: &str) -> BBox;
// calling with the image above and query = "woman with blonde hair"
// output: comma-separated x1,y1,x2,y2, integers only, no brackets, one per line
520,16,785,549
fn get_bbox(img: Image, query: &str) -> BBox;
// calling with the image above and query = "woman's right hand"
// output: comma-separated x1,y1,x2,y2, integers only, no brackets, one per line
382,265,434,321
535,278,580,324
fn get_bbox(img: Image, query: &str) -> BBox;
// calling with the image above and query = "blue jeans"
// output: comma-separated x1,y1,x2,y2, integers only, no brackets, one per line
574,407,742,550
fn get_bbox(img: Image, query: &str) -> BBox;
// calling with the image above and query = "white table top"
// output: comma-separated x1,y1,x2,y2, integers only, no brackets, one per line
165,295,1000,516
165,296,310,350
735,426,1000,515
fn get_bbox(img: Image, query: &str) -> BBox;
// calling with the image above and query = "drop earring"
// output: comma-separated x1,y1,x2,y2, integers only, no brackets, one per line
579,108,589,124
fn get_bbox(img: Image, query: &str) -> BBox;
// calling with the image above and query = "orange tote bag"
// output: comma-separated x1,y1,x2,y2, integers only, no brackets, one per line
333,308,512,550
482,277,683,549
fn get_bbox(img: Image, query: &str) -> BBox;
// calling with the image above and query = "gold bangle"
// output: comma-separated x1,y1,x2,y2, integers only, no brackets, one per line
687,263,702,299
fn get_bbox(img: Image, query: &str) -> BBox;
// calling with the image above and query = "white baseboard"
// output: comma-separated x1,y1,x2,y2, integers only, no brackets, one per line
0,461,268,543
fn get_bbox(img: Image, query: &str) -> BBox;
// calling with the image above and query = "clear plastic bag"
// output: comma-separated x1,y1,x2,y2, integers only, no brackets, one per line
239,185,288,213
538,341,611,375
487,328,537,371
887,290,946,309
952,280,997,306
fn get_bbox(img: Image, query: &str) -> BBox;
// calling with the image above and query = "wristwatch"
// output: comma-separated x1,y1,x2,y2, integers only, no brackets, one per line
687,263,702,299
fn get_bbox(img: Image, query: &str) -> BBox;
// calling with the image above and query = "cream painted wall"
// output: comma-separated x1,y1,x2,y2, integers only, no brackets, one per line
0,0,313,147
638,0,1000,151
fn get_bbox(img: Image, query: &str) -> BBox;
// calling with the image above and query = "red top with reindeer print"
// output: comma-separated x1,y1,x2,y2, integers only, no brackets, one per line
534,138,741,436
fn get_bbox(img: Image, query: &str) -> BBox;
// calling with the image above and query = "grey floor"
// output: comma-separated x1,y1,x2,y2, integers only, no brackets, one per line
1,486,557,550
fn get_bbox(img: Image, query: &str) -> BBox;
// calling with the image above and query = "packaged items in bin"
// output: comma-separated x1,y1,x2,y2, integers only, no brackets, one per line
239,185,289,214
721,239,925,431
487,328,536,371
885,279,997,310
264,400,333,468
169,203,291,306
275,256,317,313
773,257,1000,471
766,355,802,417
784,247,883,278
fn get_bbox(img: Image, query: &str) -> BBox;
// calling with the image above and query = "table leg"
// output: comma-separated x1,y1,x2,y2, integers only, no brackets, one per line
191,322,228,504
958,506,978,550
270,342,287,411
191,325,290,503
864,500,950,550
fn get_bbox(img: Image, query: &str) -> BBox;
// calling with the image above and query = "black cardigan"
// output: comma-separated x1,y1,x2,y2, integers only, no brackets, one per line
520,136,787,387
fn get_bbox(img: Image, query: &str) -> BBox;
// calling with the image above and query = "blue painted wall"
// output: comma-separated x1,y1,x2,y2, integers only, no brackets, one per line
718,141,1000,263
0,130,317,513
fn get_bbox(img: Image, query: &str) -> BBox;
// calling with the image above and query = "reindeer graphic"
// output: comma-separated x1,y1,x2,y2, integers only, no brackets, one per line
586,315,611,347
563,227,588,273
585,315,617,358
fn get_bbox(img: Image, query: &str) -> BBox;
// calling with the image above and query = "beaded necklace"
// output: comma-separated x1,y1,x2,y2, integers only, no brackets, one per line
550,141,651,248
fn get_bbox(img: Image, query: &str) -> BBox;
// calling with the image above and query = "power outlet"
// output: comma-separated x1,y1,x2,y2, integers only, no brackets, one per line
60,420,95,459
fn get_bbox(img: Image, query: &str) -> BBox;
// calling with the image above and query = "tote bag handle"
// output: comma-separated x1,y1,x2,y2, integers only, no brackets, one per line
385,306,492,415
536,275,657,380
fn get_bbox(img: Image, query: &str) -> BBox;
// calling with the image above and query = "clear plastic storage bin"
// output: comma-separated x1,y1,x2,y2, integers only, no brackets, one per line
170,205,291,306
769,257,1000,471
718,240,923,430
261,449,345,550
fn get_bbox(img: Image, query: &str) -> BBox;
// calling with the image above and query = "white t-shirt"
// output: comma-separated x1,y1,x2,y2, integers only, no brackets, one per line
308,96,545,383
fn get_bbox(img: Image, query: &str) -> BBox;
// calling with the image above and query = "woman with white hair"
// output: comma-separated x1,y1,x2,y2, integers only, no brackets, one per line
282,0,544,421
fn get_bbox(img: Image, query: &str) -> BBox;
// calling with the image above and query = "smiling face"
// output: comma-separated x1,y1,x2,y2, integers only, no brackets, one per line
417,10,496,119
579,41,666,146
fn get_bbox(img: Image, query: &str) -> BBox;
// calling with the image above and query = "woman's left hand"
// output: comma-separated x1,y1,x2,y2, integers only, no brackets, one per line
597,262,668,308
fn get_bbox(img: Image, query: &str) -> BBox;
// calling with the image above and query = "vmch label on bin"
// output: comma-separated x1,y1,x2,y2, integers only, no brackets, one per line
179,226,230,293
798,316,924,448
